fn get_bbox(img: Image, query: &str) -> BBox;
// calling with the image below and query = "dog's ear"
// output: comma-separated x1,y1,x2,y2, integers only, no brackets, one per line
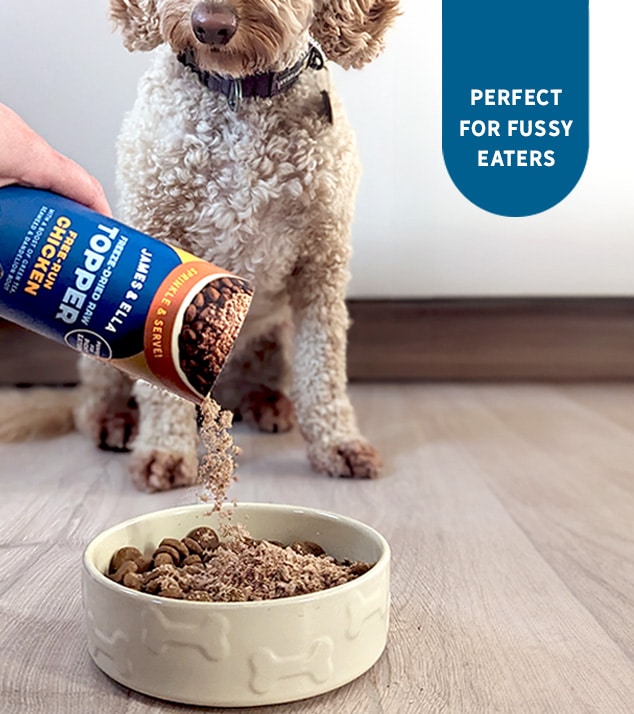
110,0,162,52
310,0,400,69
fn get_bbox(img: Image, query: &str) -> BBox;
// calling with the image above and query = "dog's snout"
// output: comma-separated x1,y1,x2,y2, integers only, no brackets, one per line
191,2,238,47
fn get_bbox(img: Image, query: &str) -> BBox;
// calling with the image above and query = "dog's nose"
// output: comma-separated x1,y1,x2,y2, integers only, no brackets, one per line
191,2,238,46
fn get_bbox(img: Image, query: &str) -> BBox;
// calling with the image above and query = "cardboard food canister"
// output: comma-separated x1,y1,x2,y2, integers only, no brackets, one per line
0,186,254,403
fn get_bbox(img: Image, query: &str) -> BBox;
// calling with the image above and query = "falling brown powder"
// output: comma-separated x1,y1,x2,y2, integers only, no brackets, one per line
197,394,240,511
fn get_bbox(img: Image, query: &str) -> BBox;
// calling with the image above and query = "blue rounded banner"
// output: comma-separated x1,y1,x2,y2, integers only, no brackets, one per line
442,1,589,217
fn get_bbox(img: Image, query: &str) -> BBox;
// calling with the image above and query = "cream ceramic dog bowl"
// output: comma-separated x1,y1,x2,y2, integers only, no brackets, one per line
82,503,390,707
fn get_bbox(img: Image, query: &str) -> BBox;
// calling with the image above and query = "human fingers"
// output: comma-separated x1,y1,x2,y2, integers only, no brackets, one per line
21,148,112,216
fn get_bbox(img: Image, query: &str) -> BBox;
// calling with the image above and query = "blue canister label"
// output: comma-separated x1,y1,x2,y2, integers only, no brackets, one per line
0,187,253,402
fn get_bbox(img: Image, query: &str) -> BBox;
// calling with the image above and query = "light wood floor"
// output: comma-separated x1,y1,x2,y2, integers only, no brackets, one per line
0,383,632,713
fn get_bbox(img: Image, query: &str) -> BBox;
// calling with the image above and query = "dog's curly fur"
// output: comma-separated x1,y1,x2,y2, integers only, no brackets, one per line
13,0,399,491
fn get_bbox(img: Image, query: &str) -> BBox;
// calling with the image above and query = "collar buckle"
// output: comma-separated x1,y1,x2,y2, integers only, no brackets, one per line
227,78,243,112
307,41,326,71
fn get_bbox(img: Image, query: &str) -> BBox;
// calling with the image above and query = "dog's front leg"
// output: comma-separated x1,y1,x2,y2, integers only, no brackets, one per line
288,260,381,479
128,381,199,492
75,356,138,451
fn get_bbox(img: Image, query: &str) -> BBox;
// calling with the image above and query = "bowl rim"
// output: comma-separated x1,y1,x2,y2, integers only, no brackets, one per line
83,501,391,610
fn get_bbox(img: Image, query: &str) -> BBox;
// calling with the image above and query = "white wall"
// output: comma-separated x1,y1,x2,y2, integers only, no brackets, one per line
1,1,630,298
0,1,149,202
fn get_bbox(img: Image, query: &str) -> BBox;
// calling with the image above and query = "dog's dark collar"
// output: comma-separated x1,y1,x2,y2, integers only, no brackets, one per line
177,41,326,112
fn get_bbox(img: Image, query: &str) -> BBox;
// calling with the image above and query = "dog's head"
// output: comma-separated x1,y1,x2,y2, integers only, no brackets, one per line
110,0,400,75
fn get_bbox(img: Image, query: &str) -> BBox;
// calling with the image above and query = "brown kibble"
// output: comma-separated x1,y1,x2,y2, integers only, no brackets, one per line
181,536,204,556
198,306,215,322
122,572,143,590
291,541,326,557
110,560,138,584
194,293,205,308
153,552,175,567
182,554,202,566
186,526,220,550
159,538,189,560
183,328,197,343
204,285,221,302
185,304,197,322
109,546,144,574
136,556,153,573
154,544,181,562
348,561,373,576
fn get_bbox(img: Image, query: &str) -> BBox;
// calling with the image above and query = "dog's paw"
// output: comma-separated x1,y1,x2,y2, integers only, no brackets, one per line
74,397,138,452
308,439,383,479
237,386,295,434
129,448,199,492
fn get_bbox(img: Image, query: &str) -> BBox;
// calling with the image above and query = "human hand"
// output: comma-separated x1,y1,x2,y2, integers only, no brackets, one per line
0,103,111,216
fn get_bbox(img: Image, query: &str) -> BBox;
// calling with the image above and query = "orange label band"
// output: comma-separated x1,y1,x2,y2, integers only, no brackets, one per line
144,261,233,402
144,260,252,402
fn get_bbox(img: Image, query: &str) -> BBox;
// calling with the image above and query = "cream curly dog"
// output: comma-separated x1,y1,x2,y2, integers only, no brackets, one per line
54,0,399,490
72,0,402,491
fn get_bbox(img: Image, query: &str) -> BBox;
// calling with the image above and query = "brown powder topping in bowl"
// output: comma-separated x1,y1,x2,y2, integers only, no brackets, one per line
107,526,373,602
